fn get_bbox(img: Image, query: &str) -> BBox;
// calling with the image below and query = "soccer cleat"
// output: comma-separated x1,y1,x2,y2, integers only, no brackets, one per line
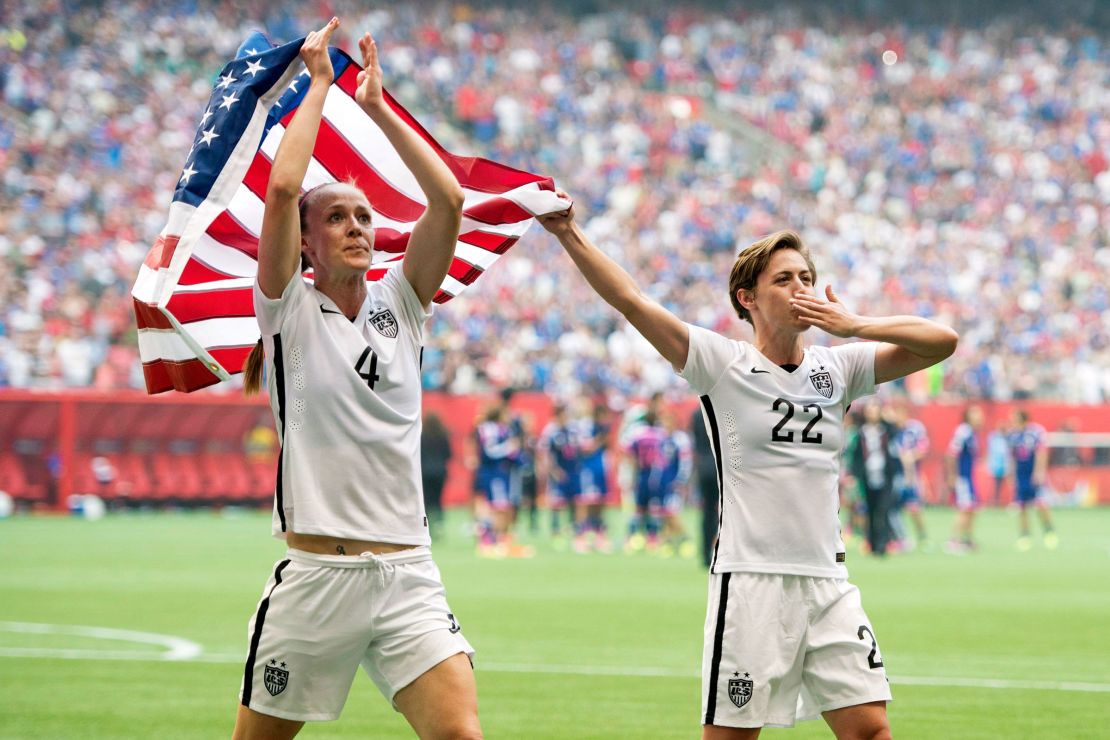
573,535,590,555
1044,532,1059,550
658,543,675,558
1016,536,1032,552
679,540,697,559
624,533,646,554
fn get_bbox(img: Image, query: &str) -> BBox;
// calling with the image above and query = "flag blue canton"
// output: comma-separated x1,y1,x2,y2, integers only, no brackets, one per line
173,35,349,210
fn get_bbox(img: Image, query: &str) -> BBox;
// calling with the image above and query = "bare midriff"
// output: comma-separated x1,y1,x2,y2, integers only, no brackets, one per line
285,531,418,556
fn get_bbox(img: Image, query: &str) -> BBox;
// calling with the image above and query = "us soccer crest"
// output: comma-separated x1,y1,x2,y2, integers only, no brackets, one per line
369,308,398,338
728,672,753,708
264,659,289,697
809,371,833,399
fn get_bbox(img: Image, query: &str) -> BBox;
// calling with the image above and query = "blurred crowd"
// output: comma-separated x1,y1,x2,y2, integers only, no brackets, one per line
1,0,1108,401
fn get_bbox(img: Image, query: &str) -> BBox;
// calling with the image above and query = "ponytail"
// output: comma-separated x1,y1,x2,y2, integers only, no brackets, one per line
243,338,264,396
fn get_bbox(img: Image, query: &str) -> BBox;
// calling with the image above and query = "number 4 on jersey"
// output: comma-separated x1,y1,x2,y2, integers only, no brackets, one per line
355,347,380,390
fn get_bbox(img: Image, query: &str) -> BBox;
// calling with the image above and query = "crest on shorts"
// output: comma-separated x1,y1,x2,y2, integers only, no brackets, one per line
728,672,753,708
264,659,289,697
369,308,398,338
809,371,833,399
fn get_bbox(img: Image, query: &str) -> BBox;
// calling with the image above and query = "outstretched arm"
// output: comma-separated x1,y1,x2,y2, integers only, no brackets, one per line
354,33,464,308
257,18,339,299
537,193,689,369
791,286,958,385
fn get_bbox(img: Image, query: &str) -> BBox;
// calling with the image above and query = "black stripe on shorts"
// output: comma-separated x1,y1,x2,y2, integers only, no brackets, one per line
241,558,291,708
703,571,731,726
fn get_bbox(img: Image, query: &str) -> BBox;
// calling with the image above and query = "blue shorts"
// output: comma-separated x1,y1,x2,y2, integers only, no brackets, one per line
1015,480,1041,506
954,477,977,511
578,460,608,501
481,470,512,510
898,485,921,507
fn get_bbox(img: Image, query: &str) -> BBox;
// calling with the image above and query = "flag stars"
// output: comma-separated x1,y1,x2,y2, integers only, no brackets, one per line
198,127,220,147
199,108,213,127
179,164,198,185
219,91,240,110
244,59,265,77
216,73,237,89
244,48,260,56
288,79,299,93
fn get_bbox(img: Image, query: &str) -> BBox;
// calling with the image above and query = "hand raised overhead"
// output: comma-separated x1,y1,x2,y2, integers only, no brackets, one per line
355,32,384,110
300,17,339,84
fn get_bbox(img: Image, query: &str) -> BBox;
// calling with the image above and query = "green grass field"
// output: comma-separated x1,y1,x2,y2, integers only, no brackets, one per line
2,507,1109,739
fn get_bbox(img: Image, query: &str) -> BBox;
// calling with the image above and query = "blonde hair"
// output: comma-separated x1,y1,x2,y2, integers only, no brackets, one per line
727,230,817,325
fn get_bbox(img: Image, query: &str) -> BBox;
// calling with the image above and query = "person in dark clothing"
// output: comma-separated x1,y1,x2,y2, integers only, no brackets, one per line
691,406,719,568
848,401,900,556
421,412,452,537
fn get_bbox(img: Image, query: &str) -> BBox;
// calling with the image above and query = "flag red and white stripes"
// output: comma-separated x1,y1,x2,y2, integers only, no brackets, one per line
132,36,567,394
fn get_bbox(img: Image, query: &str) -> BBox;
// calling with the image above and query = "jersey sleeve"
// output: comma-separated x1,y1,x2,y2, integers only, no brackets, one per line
377,267,433,342
679,323,740,395
833,341,877,404
253,271,310,335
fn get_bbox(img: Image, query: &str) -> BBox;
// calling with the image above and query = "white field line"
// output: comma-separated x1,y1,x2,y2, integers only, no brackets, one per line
0,622,202,660
0,624,1107,694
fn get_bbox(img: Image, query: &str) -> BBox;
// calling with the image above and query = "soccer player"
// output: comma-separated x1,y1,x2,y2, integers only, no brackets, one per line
890,404,929,550
539,402,580,545
946,405,984,554
658,410,695,559
538,197,957,738
473,402,523,556
574,398,613,553
235,20,480,739
1007,409,1058,550
623,410,668,552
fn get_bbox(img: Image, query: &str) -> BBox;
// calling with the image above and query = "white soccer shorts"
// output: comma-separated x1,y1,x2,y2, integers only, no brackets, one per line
701,572,892,729
239,547,474,722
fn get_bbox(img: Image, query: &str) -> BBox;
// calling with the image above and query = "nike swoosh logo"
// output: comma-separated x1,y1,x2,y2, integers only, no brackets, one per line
751,367,771,374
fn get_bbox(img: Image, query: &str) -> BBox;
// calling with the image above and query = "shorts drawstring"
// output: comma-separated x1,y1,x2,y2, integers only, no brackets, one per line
359,550,396,588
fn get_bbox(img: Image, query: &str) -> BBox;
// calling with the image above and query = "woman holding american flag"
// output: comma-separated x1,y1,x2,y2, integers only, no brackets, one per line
233,18,480,740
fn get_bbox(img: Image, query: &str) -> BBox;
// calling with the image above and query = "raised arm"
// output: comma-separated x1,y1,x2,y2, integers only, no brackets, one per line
354,33,464,308
257,18,339,299
790,285,959,385
537,193,689,369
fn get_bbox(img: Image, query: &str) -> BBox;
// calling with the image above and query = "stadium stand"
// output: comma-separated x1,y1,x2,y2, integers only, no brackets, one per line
0,0,1107,403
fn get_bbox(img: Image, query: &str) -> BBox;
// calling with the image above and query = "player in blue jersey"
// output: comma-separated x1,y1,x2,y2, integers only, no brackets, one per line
540,403,580,545
540,195,957,738
574,399,613,553
473,403,521,556
946,405,983,553
658,411,695,558
1007,409,1057,551
623,411,668,552
890,404,929,550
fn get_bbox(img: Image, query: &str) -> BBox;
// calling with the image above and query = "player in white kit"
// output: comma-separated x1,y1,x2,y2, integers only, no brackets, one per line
538,195,957,739
233,20,479,739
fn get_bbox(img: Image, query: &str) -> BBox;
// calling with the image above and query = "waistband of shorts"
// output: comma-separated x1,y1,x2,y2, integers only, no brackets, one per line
285,546,432,568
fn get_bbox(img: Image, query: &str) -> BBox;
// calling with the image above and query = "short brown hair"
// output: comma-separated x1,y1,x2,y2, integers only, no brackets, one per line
727,230,817,324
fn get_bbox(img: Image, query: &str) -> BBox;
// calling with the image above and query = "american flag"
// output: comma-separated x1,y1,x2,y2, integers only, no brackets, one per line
131,32,568,394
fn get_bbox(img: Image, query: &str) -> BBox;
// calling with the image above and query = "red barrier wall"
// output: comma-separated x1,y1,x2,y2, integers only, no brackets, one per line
1,390,1107,509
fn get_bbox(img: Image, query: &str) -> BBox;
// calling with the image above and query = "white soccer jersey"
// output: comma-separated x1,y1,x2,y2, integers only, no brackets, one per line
254,267,432,545
680,324,877,578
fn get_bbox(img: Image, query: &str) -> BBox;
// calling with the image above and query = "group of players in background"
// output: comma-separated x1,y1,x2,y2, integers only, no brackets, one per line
464,390,696,559
451,396,1060,560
